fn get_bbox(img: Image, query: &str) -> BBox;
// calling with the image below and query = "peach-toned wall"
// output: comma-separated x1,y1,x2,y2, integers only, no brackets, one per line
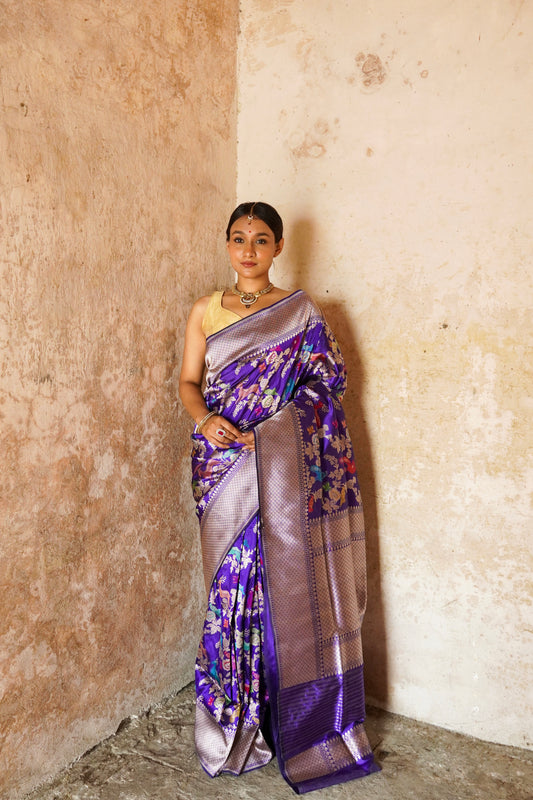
237,0,532,747
0,1,237,797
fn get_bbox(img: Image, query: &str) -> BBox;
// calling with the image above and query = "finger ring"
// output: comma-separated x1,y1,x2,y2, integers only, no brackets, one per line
216,428,226,437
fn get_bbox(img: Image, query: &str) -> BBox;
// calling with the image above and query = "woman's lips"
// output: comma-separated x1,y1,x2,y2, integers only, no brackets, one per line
241,262,256,267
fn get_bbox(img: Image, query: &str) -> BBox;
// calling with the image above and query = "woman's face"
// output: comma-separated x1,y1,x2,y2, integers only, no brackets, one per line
227,216,284,284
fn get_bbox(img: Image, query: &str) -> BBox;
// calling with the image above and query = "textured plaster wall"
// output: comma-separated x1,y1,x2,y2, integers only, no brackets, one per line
237,0,532,747
0,1,237,797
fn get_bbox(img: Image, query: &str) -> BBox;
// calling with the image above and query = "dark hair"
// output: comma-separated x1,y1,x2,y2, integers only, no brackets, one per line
226,201,283,243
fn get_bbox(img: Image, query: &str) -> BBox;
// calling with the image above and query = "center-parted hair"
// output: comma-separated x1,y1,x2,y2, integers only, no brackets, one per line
226,201,284,243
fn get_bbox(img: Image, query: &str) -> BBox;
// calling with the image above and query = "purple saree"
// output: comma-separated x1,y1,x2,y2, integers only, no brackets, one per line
191,291,379,793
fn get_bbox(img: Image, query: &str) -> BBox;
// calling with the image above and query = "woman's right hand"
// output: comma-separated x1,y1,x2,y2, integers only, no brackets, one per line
201,415,254,451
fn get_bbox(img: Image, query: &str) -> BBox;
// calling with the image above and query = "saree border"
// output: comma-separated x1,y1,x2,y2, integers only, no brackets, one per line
205,290,304,343
255,403,379,791
195,657,273,778
203,292,322,391
199,449,259,594
255,404,321,688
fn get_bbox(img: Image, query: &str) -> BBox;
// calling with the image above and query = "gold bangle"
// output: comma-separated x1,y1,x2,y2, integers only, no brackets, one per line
196,410,216,433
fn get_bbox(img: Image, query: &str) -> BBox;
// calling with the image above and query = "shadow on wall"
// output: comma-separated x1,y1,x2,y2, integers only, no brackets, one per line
286,217,389,708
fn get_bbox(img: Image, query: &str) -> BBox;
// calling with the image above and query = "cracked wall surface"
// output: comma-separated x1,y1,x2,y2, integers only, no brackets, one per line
0,1,238,797
237,0,532,748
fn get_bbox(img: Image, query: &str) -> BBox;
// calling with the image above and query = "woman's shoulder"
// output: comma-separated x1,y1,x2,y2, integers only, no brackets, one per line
286,290,327,325
191,290,222,314
187,292,222,330
271,287,295,302
275,288,312,301
286,289,320,310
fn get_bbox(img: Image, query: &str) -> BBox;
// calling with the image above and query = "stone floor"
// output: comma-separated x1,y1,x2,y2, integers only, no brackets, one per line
26,683,532,800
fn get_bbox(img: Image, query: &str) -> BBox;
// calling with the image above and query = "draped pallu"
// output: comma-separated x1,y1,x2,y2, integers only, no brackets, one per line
191,291,379,793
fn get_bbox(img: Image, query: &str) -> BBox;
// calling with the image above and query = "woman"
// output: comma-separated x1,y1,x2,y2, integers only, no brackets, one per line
179,202,379,793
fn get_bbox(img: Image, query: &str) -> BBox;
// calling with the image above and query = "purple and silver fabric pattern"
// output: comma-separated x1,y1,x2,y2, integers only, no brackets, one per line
190,291,380,792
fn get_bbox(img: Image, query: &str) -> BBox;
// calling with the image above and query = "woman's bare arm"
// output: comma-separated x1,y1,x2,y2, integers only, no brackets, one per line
178,297,211,424
178,297,254,450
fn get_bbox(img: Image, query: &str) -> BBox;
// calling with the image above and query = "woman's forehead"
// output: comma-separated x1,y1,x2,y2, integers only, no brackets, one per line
230,216,274,235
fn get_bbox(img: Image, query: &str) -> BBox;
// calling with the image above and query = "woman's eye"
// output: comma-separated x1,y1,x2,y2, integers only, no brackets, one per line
256,239,267,245
233,237,244,243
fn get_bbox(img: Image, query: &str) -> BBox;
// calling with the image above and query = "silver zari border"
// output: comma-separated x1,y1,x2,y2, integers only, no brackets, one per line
199,449,259,594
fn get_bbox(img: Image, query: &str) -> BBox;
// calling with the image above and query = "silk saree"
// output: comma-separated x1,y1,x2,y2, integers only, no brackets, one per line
191,291,379,793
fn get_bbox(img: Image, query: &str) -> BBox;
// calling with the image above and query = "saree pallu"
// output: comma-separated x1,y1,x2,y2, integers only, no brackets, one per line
191,291,379,793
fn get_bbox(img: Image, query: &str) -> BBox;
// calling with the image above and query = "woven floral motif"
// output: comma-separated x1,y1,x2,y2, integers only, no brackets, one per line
195,515,267,732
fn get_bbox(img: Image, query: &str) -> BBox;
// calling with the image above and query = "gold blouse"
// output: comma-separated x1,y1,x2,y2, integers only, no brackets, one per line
201,290,242,338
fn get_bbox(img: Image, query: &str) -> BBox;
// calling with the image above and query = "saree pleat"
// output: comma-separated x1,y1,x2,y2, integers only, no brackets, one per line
195,514,272,775
190,292,379,792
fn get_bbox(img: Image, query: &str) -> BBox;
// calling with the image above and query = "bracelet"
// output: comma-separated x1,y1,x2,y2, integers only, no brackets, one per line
196,410,216,433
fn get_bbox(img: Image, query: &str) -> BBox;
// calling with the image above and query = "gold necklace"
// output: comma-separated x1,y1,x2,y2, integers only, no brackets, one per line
231,282,274,309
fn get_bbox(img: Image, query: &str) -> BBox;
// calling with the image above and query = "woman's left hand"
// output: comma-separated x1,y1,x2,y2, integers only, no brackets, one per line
235,430,255,451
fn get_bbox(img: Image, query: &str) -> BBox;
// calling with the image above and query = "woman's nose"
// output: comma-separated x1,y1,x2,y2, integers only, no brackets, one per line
243,240,256,255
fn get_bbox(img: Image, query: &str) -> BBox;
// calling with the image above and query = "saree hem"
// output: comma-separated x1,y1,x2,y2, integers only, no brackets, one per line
287,756,381,795
195,699,273,777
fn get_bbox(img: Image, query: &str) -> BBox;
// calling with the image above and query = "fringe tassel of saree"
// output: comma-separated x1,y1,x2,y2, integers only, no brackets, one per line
190,292,380,792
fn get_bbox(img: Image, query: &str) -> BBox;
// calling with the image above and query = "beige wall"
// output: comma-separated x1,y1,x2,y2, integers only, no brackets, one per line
1,2,531,797
0,1,237,797
237,0,532,748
